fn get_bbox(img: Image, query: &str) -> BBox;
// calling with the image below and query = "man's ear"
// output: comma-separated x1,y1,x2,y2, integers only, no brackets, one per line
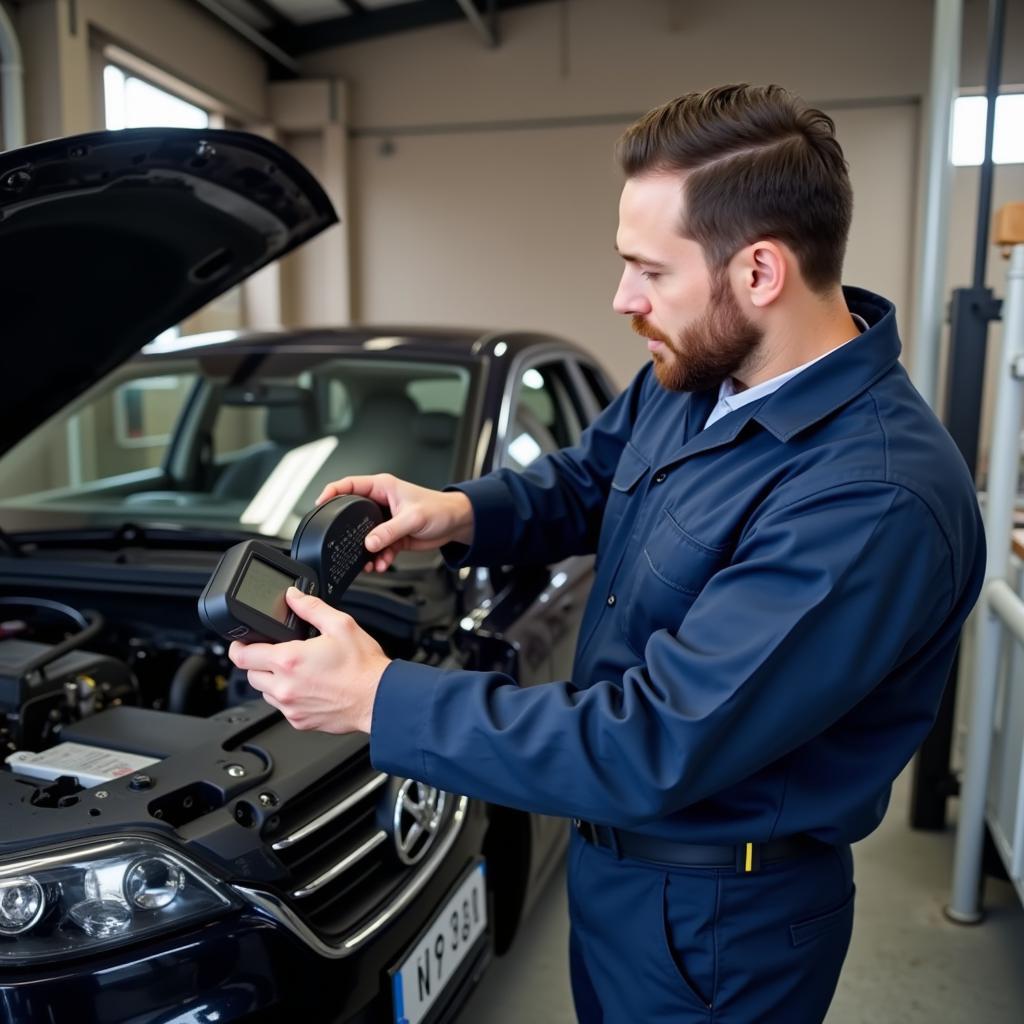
733,240,786,308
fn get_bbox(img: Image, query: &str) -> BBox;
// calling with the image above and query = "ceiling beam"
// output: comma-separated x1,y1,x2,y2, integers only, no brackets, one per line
243,0,292,30
270,0,551,55
192,0,300,74
454,0,497,47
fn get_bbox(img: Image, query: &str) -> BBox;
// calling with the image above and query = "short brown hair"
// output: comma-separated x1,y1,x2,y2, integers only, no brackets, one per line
616,84,852,292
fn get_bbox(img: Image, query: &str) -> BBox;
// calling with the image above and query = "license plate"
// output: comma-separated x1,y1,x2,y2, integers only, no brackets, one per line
391,861,487,1024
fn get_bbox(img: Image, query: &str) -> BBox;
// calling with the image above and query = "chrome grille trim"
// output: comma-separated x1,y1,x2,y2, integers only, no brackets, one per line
233,795,470,959
291,829,389,899
271,771,389,851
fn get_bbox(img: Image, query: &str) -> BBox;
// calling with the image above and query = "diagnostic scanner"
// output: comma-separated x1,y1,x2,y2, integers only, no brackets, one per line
198,541,317,644
198,495,387,644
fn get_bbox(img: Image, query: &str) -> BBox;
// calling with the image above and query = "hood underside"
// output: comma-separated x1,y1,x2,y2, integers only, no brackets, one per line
0,128,337,452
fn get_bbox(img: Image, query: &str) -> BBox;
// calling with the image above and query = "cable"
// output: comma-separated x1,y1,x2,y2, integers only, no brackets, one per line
0,603,106,678
167,653,209,715
0,597,89,631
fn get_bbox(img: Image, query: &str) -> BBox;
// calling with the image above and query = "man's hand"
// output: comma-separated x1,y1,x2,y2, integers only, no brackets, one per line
315,473,474,573
228,587,391,734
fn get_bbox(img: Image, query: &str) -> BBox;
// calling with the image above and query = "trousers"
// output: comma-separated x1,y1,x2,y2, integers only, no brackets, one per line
566,828,855,1022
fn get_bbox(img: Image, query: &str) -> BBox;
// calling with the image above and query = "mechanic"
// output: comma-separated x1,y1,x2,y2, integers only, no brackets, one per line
229,84,986,1023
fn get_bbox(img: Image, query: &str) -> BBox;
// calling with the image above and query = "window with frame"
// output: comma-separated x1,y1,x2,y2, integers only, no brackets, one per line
501,362,582,472
951,92,1024,166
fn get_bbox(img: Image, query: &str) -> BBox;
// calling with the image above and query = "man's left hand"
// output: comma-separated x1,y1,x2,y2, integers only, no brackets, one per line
227,587,391,734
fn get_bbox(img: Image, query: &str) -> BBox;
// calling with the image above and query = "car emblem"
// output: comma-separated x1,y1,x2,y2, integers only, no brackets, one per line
393,780,447,865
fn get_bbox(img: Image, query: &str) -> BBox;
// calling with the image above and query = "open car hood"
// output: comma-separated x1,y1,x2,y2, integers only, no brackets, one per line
0,128,337,453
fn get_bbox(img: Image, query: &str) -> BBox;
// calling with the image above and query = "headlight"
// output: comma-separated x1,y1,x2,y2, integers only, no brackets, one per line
0,837,240,963
0,878,45,935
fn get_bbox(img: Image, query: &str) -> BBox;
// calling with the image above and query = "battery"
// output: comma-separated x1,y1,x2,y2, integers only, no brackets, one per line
5,742,160,788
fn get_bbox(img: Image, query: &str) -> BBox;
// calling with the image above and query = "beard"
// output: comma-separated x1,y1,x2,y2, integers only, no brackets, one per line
632,272,764,393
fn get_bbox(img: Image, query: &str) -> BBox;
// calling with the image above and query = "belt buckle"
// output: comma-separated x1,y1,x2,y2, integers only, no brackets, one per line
574,818,616,855
573,818,596,843
736,841,761,874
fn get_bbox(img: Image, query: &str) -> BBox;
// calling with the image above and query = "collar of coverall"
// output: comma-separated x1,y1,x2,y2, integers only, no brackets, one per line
746,286,899,444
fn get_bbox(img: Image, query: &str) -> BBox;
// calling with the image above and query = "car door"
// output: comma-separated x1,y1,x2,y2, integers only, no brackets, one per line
487,352,606,889
492,355,596,681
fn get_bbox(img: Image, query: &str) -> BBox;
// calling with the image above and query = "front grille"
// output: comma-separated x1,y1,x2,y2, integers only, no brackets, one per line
264,751,457,939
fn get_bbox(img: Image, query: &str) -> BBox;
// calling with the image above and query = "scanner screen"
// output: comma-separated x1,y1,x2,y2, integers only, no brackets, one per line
236,557,295,623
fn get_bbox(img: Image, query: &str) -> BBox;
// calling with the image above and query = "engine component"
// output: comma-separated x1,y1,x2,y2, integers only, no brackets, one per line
0,639,135,753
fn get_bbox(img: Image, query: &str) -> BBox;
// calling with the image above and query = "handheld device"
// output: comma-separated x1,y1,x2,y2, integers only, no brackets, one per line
290,495,386,610
198,495,387,644
197,540,317,644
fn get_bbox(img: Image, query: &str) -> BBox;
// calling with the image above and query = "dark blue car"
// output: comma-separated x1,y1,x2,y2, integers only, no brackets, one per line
0,128,616,1023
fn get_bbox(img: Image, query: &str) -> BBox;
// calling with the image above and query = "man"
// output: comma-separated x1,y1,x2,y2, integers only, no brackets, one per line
229,85,985,1022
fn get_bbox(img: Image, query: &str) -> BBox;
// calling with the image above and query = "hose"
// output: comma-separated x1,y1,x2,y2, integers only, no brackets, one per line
168,653,209,715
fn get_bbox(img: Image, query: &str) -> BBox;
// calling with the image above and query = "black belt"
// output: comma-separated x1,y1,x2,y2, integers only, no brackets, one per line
573,818,825,873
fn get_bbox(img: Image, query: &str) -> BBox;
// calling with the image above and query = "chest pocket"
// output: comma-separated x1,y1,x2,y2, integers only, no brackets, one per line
600,443,650,554
620,508,727,657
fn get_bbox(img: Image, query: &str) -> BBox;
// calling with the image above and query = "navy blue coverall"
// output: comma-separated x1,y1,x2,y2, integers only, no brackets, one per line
371,287,986,1022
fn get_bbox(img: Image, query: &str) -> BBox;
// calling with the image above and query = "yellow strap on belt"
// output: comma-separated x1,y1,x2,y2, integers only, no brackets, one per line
745,842,753,873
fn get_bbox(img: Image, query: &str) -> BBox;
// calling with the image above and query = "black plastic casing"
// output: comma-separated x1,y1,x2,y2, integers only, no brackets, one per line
197,540,317,644
290,495,386,610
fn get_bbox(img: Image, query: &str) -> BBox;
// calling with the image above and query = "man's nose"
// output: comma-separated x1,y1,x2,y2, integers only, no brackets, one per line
612,269,651,316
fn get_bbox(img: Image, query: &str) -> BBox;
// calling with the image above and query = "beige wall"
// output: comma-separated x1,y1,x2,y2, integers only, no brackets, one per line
2,0,1022,386
302,0,1024,386
348,101,921,387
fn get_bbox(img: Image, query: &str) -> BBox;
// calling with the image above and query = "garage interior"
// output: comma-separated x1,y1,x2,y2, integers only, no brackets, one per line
1,0,1024,1021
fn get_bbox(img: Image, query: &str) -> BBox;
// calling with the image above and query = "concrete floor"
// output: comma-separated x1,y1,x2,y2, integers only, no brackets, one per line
462,770,1024,1023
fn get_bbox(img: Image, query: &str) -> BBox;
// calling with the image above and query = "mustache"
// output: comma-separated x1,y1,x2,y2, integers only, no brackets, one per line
631,315,670,345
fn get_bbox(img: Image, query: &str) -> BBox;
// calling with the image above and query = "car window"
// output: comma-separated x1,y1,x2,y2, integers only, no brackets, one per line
0,369,198,495
0,354,473,541
578,362,615,411
407,377,466,415
500,361,581,472
322,378,354,431
212,402,266,459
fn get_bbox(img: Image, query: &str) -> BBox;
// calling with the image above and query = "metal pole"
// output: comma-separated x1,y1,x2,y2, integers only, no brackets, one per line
910,0,962,410
948,242,1024,922
911,0,1008,830
972,0,1007,291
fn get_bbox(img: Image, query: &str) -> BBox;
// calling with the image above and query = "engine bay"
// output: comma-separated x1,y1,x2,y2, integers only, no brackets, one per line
0,539,456,820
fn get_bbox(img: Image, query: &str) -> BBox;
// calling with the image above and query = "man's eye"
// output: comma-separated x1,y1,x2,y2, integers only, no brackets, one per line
641,270,659,281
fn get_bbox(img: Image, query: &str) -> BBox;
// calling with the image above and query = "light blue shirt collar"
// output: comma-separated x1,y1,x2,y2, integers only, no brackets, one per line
703,313,869,431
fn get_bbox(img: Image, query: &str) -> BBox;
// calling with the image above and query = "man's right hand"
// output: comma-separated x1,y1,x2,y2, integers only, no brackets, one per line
315,474,475,574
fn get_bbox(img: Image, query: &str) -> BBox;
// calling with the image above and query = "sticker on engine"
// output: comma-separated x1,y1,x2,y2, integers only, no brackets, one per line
5,742,160,788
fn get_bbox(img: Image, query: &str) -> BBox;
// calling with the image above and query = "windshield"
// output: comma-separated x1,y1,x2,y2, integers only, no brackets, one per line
0,348,473,541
